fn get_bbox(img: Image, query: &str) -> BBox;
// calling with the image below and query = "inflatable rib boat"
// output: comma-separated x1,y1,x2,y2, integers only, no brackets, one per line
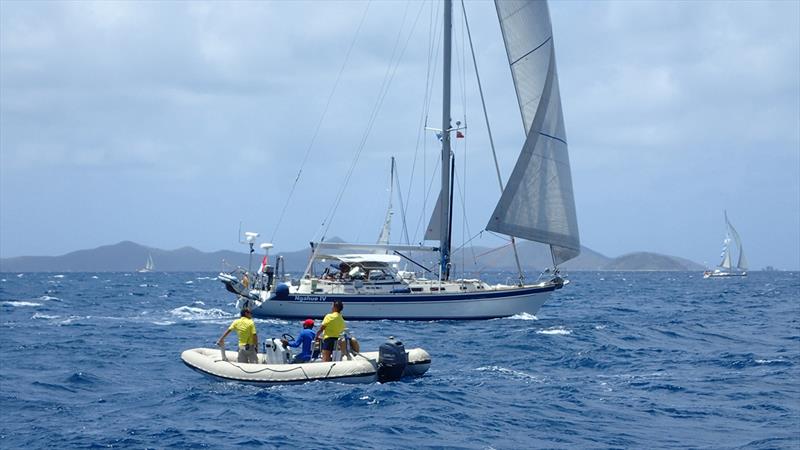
181,337,430,385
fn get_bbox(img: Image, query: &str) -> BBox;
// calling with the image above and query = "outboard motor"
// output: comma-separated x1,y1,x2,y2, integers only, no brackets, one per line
263,338,292,364
377,336,407,383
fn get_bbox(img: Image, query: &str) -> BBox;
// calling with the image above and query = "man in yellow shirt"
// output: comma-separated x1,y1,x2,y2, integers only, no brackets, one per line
217,309,259,363
315,300,346,362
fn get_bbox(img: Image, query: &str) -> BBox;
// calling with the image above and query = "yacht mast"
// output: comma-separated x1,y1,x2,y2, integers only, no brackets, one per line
439,0,453,280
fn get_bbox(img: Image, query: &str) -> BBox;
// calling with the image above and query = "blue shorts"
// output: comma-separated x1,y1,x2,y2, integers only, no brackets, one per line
321,337,338,351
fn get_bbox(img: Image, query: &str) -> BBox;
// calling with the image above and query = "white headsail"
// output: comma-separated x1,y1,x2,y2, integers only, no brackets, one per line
486,0,580,266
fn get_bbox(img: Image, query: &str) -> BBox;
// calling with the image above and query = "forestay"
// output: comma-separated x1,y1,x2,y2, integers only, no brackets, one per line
486,0,580,266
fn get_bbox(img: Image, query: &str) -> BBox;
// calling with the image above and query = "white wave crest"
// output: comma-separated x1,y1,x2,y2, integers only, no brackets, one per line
58,315,84,325
3,301,41,307
169,306,229,321
507,312,538,321
53,274,65,278
536,327,572,336
359,395,380,405
152,320,176,326
184,281,194,284
32,313,59,320
755,359,786,364
38,295,60,301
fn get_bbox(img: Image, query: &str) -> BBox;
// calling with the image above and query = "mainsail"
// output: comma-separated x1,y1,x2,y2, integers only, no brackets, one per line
486,0,580,266
424,190,443,241
719,236,732,269
725,211,748,271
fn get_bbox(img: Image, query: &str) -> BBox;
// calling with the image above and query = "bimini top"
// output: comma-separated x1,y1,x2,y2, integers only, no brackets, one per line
316,253,401,265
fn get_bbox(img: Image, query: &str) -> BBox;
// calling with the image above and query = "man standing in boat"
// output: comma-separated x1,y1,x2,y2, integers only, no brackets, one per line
281,319,316,363
315,301,346,362
217,308,259,363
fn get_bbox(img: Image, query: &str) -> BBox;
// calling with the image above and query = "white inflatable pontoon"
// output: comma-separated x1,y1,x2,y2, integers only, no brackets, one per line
181,338,430,385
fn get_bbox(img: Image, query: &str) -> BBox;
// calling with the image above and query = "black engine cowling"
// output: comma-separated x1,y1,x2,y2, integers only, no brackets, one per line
377,337,408,383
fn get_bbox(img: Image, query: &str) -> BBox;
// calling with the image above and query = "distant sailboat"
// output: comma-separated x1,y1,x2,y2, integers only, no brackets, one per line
139,253,155,273
704,211,747,278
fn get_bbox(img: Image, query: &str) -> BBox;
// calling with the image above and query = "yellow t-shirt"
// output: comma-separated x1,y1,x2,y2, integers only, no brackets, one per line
321,311,345,339
228,317,257,346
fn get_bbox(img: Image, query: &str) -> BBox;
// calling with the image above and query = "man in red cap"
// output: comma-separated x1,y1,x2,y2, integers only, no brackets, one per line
281,318,316,363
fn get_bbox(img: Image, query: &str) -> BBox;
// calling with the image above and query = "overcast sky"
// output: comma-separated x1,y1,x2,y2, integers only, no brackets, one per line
1,0,798,270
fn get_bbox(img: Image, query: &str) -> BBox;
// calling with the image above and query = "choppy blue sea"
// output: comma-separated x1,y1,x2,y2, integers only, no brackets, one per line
1,271,798,449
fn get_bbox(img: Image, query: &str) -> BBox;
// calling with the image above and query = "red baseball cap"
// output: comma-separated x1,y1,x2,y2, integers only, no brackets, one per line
303,319,315,327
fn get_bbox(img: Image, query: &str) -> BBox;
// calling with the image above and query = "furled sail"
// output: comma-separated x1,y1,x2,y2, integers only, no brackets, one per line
486,0,580,265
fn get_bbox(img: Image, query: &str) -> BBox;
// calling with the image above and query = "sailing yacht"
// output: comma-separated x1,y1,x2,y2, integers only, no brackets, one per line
219,0,581,319
704,211,747,278
138,253,155,273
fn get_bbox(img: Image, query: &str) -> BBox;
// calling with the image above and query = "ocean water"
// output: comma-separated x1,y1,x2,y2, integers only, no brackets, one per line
1,271,798,449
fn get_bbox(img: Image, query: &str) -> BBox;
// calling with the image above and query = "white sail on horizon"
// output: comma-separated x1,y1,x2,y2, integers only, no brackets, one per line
725,212,748,271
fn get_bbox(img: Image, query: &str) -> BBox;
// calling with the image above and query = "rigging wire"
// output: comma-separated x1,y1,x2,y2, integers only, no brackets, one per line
410,155,441,242
457,3,473,278
318,1,428,243
270,1,372,243
452,165,478,273
461,0,525,284
405,0,441,244
393,164,412,245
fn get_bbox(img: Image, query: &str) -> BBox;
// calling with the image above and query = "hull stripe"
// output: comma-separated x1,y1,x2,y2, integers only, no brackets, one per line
282,285,556,304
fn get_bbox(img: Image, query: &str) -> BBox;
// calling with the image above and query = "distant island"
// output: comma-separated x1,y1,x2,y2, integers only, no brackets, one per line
0,240,707,273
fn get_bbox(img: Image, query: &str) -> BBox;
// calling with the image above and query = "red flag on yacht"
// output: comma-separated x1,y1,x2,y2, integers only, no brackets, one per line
259,255,268,272
456,131,464,138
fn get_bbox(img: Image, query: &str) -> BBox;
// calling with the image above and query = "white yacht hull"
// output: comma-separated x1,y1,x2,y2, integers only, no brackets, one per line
240,285,556,320
703,271,747,279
